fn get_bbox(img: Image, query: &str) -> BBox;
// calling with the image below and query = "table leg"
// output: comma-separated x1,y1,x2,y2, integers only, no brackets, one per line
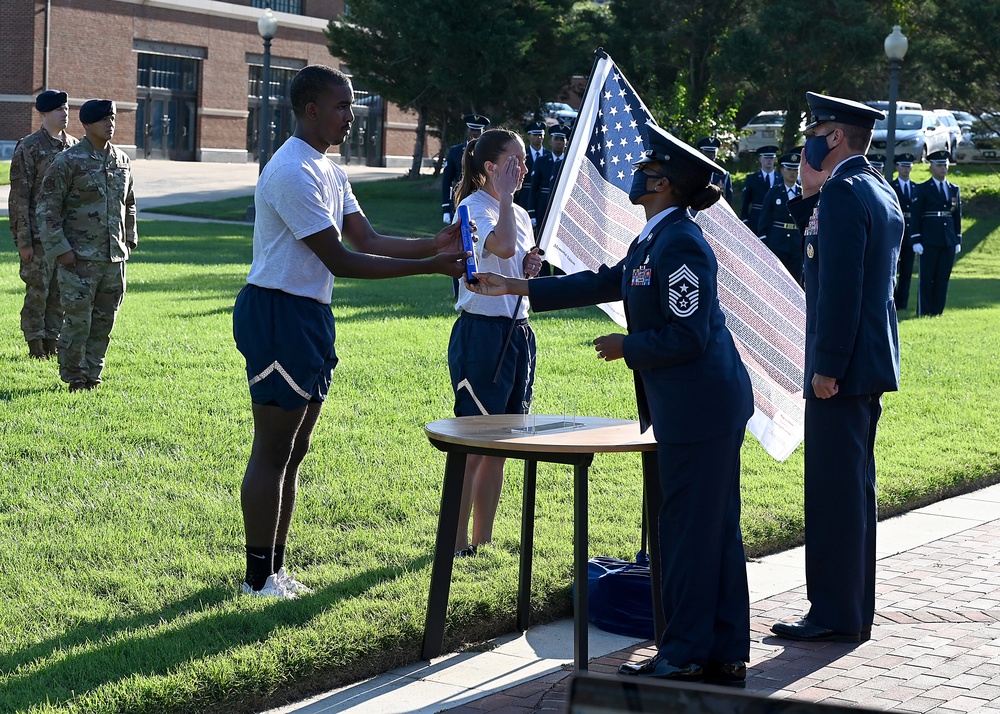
642,449,665,645
517,459,537,632
421,451,467,661
574,462,589,671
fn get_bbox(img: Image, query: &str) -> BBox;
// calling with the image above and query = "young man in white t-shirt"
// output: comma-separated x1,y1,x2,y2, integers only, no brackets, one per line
233,64,468,598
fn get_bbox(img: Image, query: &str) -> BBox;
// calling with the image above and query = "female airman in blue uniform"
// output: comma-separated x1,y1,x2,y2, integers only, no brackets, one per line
468,123,754,686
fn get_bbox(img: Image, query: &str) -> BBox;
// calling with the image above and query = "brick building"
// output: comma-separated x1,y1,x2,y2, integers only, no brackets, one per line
0,0,437,166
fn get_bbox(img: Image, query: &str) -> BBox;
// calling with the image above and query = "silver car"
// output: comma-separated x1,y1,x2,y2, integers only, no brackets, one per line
870,110,952,162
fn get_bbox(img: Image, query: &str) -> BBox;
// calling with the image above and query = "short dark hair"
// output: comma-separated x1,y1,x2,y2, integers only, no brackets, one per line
290,65,351,117
834,122,874,154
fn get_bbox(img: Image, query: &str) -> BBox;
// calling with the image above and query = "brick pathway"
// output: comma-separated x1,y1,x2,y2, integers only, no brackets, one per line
446,520,1000,713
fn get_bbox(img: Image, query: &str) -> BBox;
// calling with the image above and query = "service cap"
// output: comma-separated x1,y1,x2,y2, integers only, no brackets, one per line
633,123,725,179
463,113,491,131
804,91,885,130
524,120,547,135
757,145,779,158
927,150,951,164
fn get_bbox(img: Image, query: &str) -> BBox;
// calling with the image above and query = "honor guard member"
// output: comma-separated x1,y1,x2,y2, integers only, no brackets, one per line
757,151,803,284
527,123,570,230
910,150,962,316
9,89,78,360
772,92,903,644
696,136,734,205
38,99,136,392
468,123,754,686
890,153,918,310
867,153,885,172
441,113,491,224
740,145,779,229
516,120,551,209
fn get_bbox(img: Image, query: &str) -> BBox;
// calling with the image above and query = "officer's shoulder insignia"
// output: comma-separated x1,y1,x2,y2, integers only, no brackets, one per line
668,264,699,318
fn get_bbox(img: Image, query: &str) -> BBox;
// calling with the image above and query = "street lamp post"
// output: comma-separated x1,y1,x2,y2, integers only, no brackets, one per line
883,24,909,180
257,7,279,175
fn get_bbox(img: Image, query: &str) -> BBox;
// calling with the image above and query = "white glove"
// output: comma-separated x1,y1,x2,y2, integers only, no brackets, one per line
912,243,924,255
443,212,451,224
955,244,962,254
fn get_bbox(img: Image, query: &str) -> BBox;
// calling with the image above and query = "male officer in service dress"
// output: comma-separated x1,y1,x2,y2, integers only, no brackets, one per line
527,123,570,229
757,151,803,284
910,150,962,316
8,90,78,360
440,113,490,224
740,145,779,230
38,99,136,392
890,153,918,310
696,137,734,205
771,92,903,644
516,120,550,210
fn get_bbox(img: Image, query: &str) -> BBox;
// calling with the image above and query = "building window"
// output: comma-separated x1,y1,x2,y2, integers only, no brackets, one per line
137,54,199,92
247,66,297,102
252,0,302,15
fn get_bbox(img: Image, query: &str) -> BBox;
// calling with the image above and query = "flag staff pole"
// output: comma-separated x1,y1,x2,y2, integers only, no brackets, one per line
491,47,610,383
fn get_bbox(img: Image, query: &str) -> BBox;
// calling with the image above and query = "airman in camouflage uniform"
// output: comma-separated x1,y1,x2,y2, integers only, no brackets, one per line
8,90,78,359
38,99,136,392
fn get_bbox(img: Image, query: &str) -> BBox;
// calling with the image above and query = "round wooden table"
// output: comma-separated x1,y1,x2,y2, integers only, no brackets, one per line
421,415,660,672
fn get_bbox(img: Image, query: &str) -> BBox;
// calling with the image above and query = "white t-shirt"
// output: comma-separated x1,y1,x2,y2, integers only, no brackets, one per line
454,190,534,319
246,137,362,304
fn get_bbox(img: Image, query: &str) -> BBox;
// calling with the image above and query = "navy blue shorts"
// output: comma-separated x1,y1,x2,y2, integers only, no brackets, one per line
448,311,535,417
233,284,338,411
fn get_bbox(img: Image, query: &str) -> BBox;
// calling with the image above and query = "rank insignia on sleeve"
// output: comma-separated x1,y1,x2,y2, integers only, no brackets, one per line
668,264,699,317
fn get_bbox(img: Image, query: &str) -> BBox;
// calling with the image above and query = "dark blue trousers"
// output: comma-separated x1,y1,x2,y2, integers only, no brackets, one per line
655,429,750,665
918,246,955,316
804,394,881,634
894,244,915,310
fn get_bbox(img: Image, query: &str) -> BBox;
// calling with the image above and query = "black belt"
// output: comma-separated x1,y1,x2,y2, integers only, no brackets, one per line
923,211,952,217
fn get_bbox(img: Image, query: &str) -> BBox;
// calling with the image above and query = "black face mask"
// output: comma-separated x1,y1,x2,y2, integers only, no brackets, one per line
629,169,664,204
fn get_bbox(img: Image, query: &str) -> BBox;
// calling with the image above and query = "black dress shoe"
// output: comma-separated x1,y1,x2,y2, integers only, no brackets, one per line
771,618,861,643
618,653,703,681
704,660,747,687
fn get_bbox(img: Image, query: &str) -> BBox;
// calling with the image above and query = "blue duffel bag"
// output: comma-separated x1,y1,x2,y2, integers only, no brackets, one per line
586,549,655,639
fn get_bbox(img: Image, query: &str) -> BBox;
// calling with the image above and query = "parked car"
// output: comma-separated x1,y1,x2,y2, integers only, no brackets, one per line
954,115,1000,164
737,110,805,153
870,110,951,162
951,110,978,130
933,109,963,158
539,101,578,126
863,100,922,111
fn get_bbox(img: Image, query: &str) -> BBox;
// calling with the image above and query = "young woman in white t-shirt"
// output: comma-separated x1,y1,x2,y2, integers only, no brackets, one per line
448,128,543,556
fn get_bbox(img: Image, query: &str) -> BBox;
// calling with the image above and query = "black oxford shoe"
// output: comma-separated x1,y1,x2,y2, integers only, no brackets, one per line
618,653,703,681
704,660,747,687
771,618,861,643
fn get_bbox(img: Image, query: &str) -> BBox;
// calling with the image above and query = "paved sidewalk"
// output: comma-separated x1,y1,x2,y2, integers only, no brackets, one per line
263,483,1000,714
0,158,415,218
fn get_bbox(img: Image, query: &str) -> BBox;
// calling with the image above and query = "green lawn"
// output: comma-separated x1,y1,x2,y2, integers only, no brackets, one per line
1,160,10,186
1,166,999,713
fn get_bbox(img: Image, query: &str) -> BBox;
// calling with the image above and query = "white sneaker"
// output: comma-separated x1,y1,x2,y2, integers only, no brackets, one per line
276,566,313,595
241,573,298,599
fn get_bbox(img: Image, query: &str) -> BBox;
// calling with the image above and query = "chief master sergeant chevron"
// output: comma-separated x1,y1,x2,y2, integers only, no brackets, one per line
37,99,136,392
771,92,903,644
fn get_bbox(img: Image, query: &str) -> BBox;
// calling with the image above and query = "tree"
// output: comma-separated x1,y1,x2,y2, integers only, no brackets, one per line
714,0,898,151
326,0,603,177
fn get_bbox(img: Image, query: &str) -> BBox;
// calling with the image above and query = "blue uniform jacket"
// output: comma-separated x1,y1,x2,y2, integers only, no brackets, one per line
788,156,903,399
440,142,466,214
529,209,753,443
890,178,916,247
516,147,551,209
741,171,777,227
758,182,801,252
528,153,564,224
910,179,961,248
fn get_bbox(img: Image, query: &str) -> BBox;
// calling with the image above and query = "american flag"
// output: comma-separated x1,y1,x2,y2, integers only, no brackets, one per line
539,53,807,461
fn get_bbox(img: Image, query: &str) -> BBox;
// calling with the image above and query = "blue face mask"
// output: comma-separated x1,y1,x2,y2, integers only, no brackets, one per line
628,170,659,204
803,133,832,171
